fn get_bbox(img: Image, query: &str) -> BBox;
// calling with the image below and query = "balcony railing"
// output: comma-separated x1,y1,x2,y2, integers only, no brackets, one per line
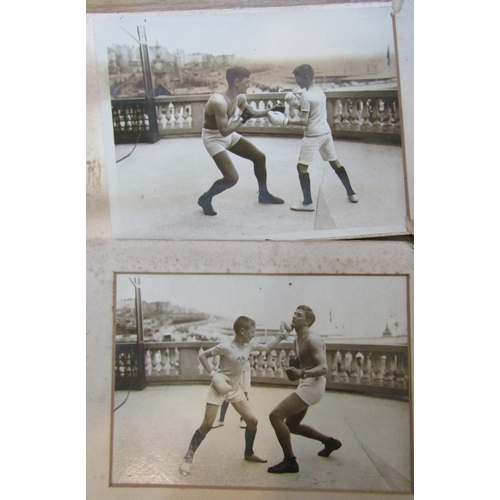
115,341,409,400
111,89,401,145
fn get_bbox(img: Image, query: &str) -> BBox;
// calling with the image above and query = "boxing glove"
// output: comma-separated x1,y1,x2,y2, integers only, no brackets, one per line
267,111,289,126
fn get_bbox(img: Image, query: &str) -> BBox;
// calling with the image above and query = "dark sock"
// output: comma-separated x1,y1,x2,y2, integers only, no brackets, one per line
205,177,236,199
298,172,313,204
244,428,256,456
184,430,205,462
333,166,355,196
219,401,229,422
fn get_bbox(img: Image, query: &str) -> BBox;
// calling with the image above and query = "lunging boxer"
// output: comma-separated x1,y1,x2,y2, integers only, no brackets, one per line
198,66,285,216
267,305,342,474
179,316,289,476
267,64,358,211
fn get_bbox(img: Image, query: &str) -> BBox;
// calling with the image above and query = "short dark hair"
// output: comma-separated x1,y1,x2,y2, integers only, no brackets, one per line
297,305,316,327
233,316,255,333
293,64,315,80
226,66,251,86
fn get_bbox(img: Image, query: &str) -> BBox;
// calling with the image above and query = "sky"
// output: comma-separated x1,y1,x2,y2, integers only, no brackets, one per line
93,3,395,62
116,273,408,339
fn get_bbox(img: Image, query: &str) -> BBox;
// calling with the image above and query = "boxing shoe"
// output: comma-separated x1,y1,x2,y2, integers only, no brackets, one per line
244,453,267,463
212,421,225,429
290,201,314,212
258,191,284,204
198,193,217,215
348,194,358,203
240,418,246,429
267,457,299,473
318,437,342,457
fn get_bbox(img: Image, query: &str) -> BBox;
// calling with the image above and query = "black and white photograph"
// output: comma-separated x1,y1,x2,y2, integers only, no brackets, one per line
92,2,411,241
112,273,412,493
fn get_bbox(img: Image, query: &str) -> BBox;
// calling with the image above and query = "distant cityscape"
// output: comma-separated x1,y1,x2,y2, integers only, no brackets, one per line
107,42,398,98
116,299,407,345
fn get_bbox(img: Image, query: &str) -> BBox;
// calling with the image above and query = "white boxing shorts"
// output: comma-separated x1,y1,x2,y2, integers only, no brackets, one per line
202,128,242,157
298,133,338,165
207,384,247,406
294,375,326,406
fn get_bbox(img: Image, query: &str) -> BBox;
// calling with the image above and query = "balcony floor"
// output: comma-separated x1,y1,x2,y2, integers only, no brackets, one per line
112,384,412,493
110,136,408,240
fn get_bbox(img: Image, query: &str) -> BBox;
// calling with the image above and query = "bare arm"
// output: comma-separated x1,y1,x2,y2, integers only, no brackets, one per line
199,346,218,375
287,109,309,127
253,327,289,352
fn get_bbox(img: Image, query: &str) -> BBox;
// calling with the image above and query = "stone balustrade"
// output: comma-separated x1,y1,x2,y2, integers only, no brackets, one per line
111,89,401,145
115,341,409,400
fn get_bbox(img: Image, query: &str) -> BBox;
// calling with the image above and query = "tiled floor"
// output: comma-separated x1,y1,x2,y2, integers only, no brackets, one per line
109,136,408,240
111,384,412,493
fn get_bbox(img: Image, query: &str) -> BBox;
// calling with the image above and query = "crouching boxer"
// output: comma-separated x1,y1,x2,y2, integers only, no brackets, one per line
268,305,342,474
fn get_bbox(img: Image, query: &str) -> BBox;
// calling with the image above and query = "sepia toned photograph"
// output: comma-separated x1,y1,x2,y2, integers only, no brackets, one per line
91,3,410,241
112,273,412,493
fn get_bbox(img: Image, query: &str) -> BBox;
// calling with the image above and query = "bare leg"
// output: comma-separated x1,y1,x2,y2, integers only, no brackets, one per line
229,137,284,204
179,403,219,475
269,393,309,459
231,399,267,463
198,151,239,215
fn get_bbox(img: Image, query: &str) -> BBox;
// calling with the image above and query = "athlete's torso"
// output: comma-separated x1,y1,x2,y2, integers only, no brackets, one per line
300,85,331,137
212,339,257,387
204,92,244,130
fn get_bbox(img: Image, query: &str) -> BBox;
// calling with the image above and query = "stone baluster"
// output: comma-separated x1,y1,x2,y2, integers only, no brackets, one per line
371,353,383,386
266,349,277,377
197,348,205,375
157,105,167,130
361,99,372,130
161,348,170,375
255,351,266,376
382,100,394,132
165,103,174,128
174,105,183,128
256,100,267,127
249,352,256,376
151,348,159,376
144,349,152,376
394,354,407,389
361,352,371,385
338,351,350,383
341,100,351,129
172,347,180,376
349,353,360,384
276,349,287,378
371,100,383,130
383,354,395,387
331,351,340,383
349,99,362,131
332,99,342,130
143,110,149,130
183,104,193,128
